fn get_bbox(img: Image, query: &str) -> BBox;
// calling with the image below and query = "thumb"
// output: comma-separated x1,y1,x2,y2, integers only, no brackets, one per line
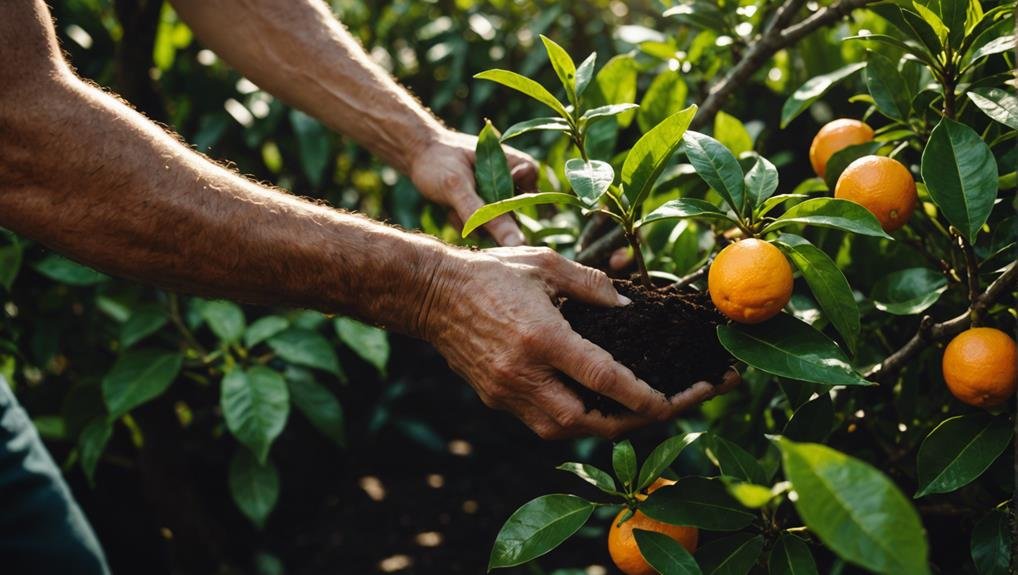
549,258,631,308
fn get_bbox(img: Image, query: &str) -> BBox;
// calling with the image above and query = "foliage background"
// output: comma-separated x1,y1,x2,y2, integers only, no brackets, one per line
0,0,1013,574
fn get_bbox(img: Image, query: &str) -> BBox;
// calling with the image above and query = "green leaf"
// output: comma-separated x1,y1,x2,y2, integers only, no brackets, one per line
574,52,597,97
288,110,330,187
488,494,595,569
564,159,614,205
783,392,835,443
914,413,1013,498
706,434,767,485
120,307,168,349
500,117,571,142
844,34,938,68
639,198,736,228
936,0,967,47
744,155,779,209
267,328,342,376
638,70,688,134
591,55,639,128
556,462,618,495
912,3,949,44
286,367,346,449
335,317,389,375
871,268,949,315
724,482,775,509
102,349,183,418
774,234,860,354
637,432,703,491
613,440,638,492
202,300,246,344
717,313,873,387
634,529,703,575
0,241,22,290
581,103,641,123
641,477,755,531
768,533,818,575
244,316,289,348
968,34,1016,63
971,510,1011,575
759,194,810,217
870,4,943,58
33,254,108,286
824,142,882,191
229,448,279,529
773,437,930,575
221,367,290,464
462,192,583,237
79,417,112,484
864,52,911,122
475,119,515,204
921,118,998,243
966,88,1018,130
694,532,765,575
540,35,577,105
714,111,753,156
682,130,745,216
621,106,698,211
762,197,892,239
474,69,571,120
780,63,866,128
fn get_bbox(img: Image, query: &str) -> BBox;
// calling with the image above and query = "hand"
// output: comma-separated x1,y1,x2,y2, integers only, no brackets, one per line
419,246,740,439
409,129,536,247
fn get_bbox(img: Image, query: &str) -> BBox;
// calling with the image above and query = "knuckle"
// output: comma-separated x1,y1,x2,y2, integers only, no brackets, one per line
581,359,616,393
534,247,559,266
551,406,580,430
533,423,561,440
582,266,611,291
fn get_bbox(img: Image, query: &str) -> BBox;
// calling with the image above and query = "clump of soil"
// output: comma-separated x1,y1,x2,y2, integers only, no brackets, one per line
559,280,732,415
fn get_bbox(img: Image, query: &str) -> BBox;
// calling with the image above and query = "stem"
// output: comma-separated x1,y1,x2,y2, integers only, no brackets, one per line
168,294,209,358
625,227,652,288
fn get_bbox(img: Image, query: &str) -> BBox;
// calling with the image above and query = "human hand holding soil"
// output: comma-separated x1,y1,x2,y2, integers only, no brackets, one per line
417,246,739,439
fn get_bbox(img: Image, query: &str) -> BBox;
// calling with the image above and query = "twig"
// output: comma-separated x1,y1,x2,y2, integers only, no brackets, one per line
168,294,210,358
668,264,709,291
866,262,1018,381
575,227,627,267
576,212,611,253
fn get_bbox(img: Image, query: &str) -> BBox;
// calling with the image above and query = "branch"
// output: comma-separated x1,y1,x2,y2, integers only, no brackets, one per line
574,226,627,267
866,262,1018,381
692,0,878,130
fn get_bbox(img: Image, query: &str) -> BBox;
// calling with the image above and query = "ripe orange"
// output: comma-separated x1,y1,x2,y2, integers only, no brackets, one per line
708,239,793,324
608,479,698,575
834,155,917,232
809,118,875,177
942,327,1018,408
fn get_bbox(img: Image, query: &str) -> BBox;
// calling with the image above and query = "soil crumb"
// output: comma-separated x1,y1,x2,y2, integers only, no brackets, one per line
559,280,732,415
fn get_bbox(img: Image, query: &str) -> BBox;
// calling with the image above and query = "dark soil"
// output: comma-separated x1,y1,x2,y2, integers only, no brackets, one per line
559,280,732,415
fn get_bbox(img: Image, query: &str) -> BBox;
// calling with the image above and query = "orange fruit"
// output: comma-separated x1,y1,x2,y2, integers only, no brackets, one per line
834,155,917,232
809,118,875,177
942,327,1018,408
608,479,698,575
708,239,793,324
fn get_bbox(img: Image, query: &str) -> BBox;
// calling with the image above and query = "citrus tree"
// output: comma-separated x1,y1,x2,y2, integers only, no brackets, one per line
472,2,1017,574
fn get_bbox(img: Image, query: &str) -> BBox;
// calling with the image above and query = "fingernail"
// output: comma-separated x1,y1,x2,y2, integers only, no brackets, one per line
502,232,525,247
616,294,632,306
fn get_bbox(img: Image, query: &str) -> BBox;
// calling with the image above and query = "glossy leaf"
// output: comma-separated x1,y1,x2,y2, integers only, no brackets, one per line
871,268,948,315
244,316,289,348
966,88,1018,130
79,418,112,484
695,532,765,575
774,234,860,354
637,432,703,491
639,199,737,228
475,69,570,119
911,4,948,45
574,52,597,97
783,392,835,443
768,533,819,575
634,529,702,575
488,494,595,569
717,313,873,387
591,55,638,127
622,106,698,210
0,241,21,290
33,254,108,286
714,111,753,156
557,462,618,494
462,193,583,237
475,120,515,204
780,63,865,128
641,477,755,531
724,482,775,509
864,51,911,122
824,142,882,191
581,103,641,123
335,317,389,375
286,367,346,449
221,367,290,463
638,69,688,134
921,118,998,243
564,159,614,205
613,440,638,491
102,349,182,418
914,413,1013,498
971,510,1011,575
267,328,342,376
968,34,1016,63
202,300,246,344
229,448,279,529
500,117,571,141
744,154,779,208
774,437,930,575
762,198,892,239
706,434,767,485
682,130,745,216
870,4,943,58
120,307,168,349
540,35,576,104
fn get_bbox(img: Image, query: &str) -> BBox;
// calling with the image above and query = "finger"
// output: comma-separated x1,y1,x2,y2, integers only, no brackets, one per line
534,382,652,439
509,159,538,193
545,256,630,307
515,403,567,440
452,188,525,247
546,331,672,420
609,247,633,272
665,369,742,415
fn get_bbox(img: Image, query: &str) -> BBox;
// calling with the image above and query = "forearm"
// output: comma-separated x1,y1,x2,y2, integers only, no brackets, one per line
170,0,443,175
0,72,452,335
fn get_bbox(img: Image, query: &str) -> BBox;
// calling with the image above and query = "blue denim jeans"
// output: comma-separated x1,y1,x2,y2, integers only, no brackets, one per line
0,377,110,574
